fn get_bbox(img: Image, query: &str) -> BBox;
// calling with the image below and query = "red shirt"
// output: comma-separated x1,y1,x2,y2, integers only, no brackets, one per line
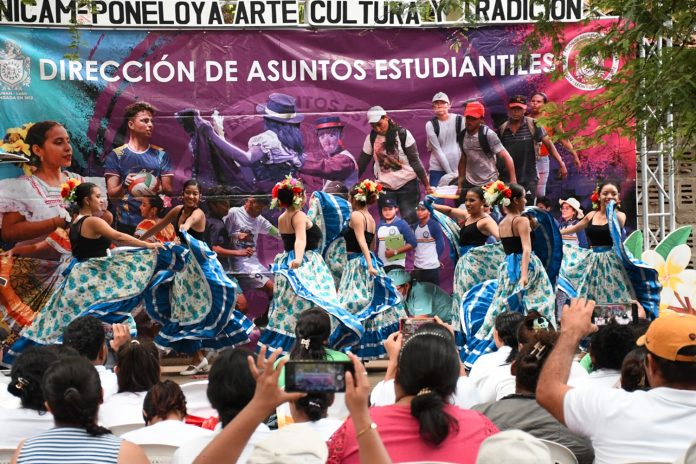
327,404,499,464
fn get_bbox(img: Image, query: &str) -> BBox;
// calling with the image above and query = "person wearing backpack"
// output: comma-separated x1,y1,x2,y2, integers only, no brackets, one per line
456,101,516,204
425,92,462,188
498,95,568,204
358,106,434,225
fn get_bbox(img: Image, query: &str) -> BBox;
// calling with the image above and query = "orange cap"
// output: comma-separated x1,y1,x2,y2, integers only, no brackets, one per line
637,313,696,362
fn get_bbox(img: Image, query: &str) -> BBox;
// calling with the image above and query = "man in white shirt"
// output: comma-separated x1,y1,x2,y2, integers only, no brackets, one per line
538,299,696,464
425,92,462,188
224,196,279,326
469,311,524,390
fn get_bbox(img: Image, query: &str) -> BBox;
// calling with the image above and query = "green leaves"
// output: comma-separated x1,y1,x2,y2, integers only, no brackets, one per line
655,226,693,260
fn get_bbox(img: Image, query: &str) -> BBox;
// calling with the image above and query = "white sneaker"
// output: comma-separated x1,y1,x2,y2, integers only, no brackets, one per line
179,357,209,376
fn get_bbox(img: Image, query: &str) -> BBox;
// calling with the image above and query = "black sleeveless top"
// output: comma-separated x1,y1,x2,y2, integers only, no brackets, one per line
176,207,205,241
69,216,111,261
459,219,489,247
500,217,523,255
281,223,322,252
586,221,613,247
344,212,375,253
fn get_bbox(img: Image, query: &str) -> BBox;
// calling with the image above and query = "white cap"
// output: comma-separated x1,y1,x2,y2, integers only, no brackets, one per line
367,106,387,124
559,197,584,219
432,92,450,104
476,430,553,464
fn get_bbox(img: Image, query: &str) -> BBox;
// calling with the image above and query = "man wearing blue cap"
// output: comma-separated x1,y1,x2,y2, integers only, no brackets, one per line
299,116,358,191
387,268,453,322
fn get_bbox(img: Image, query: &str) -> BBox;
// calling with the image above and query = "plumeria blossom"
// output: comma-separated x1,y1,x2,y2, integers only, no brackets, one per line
483,180,512,207
642,244,696,314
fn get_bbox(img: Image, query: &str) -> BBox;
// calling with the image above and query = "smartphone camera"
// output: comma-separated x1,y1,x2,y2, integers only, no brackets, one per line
400,316,435,341
592,303,639,326
284,360,354,393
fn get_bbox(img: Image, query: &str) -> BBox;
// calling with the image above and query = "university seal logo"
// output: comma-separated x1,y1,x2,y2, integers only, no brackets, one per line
0,41,31,91
563,32,619,91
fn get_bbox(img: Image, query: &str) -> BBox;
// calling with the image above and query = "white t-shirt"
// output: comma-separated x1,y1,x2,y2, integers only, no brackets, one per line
362,130,417,190
0,407,54,447
425,115,461,173
120,419,214,445
370,377,481,410
304,418,344,441
573,368,621,390
171,423,272,464
95,365,118,400
564,386,696,464
468,346,512,390
479,361,589,403
223,207,275,275
98,391,147,428
413,222,439,270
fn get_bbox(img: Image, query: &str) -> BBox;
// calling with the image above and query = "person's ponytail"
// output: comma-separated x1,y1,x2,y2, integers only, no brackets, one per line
410,389,459,446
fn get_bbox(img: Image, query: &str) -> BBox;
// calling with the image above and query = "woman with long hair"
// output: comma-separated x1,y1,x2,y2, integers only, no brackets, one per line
462,183,557,368
141,179,254,375
558,181,660,316
258,177,362,355
134,195,176,243
336,180,403,359
12,356,148,464
327,324,498,463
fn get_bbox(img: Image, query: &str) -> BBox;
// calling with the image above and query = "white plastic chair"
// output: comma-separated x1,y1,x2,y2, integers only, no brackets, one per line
109,423,145,436
540,439,579,464
180,380,216,418
0,447,15,464
140,443,178,464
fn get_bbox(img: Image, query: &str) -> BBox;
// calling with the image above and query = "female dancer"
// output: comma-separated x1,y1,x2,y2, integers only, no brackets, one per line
558,181,660,315
428,187,504,358
9,182,161,359
462,183,556,367
141,179,253,375
135,195,176,243
258,176,363,355
337,180,403,360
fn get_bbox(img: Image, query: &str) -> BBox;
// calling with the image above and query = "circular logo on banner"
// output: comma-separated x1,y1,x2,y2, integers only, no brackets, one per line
563,32,619,91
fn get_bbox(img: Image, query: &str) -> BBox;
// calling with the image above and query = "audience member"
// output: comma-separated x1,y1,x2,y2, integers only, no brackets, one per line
476,430,552,464
172,348,270,464
576,321,636,389
621,346,650,392
370,322,480,408
537,300,696,464
468,311,525,389
99,339,160,428
0,347,64,447
330,323,498,463
63,317,131,399
12,356,148,464
473,331,595,464
120,380,213,445
287,392,343,440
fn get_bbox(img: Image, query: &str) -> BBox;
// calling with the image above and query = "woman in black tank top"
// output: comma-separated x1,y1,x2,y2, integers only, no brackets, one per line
69,183,162,260
140,180,206,243
259,177,364,355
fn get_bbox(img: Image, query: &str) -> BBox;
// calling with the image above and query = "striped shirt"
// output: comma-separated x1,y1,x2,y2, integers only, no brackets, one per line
18,427,121,464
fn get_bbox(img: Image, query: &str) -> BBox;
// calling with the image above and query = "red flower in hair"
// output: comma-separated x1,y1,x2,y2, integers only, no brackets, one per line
66,178,78,189
272,184,280,199
292,186,303,194
497,183,505,192
591,192,599,203
376,184,383,192
60,186,70,199
503,189,512,198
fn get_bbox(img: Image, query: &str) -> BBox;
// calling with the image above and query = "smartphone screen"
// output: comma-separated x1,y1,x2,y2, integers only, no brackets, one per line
592,303,638,326
284,361,354,392
400,317,435,341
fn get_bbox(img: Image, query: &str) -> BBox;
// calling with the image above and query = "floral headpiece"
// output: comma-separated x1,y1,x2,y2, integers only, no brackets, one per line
590,185,600,210
483,180,513,207
1,122,35,176
353,178,382,203
271,175,304,209
60,178,81,205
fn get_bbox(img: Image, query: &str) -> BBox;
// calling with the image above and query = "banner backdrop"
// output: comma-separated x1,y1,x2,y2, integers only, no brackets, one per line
0,21,635,306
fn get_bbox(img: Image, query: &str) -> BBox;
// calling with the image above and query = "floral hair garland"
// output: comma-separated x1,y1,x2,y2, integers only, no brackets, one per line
590,185,600,210
483,180,512,207
60,178,81,205
353,178,382,203
271,175,304,209
1,122,35,176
